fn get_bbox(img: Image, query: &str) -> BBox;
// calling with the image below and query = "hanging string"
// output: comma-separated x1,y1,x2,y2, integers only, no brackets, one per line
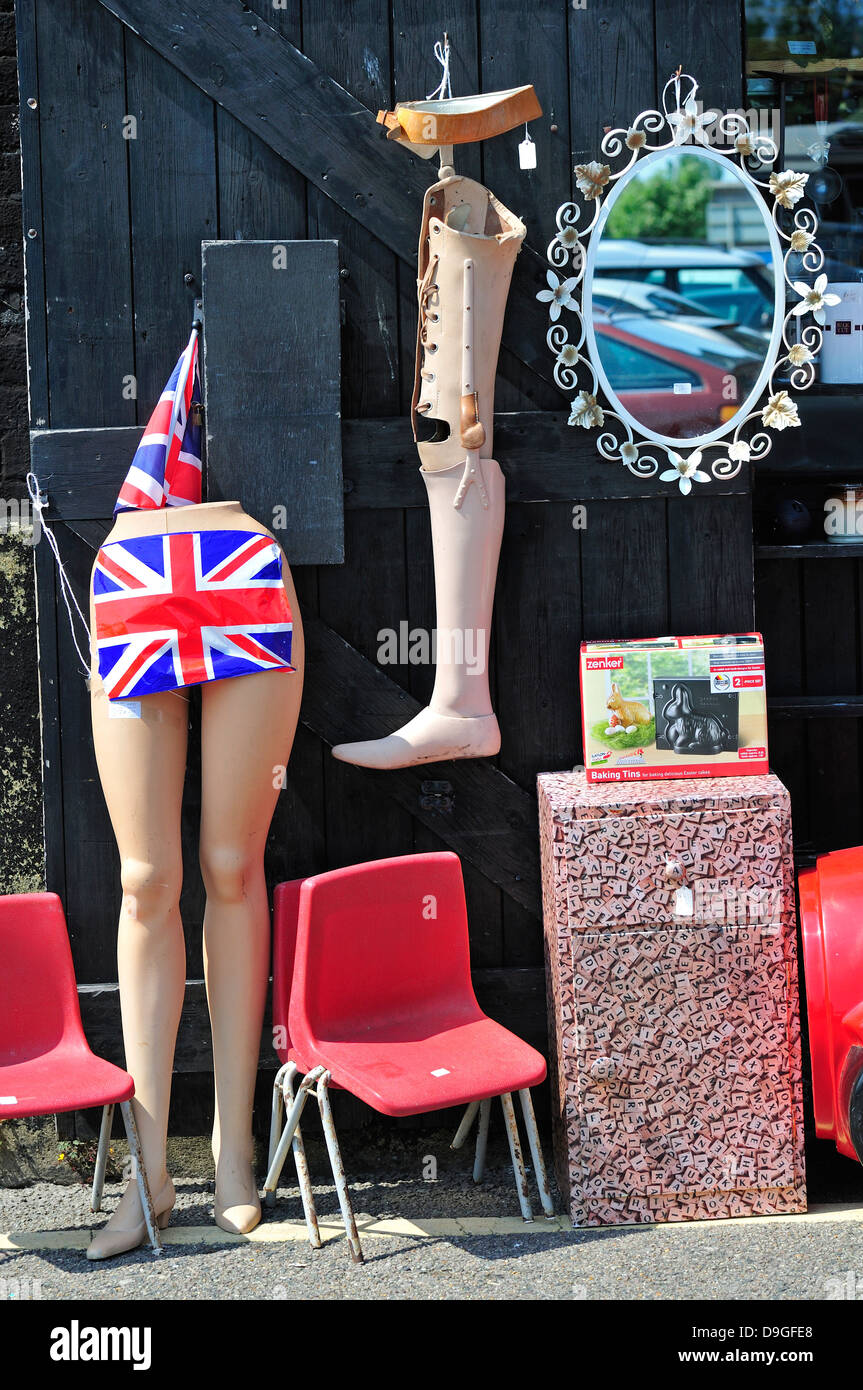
426,33,453,101
26,471,93,680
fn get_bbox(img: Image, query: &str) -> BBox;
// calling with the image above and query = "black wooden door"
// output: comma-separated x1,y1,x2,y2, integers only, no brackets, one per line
16,0,754,1123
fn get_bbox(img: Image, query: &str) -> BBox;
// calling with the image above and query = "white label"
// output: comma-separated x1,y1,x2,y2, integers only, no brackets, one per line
109,699,142,720
518,138,537,170
0,1097,18,1105
431,1068,450,1077
787,40,817,55
673,382,692,395
673,886,694,918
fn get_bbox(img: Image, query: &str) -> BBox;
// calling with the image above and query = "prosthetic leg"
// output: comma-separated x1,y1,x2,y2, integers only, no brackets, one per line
333,102,535,769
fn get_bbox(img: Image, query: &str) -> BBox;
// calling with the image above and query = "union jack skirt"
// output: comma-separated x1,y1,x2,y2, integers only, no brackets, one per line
93,529,295,700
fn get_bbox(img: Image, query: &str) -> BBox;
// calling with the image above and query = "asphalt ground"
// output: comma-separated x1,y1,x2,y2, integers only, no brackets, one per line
4,1163,863,1303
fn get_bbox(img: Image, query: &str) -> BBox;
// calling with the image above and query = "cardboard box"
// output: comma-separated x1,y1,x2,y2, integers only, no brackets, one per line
580,634,768,783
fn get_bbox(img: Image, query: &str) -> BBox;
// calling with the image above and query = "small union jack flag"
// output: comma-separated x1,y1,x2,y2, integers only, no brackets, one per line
93,530,294,699
114,327,202,513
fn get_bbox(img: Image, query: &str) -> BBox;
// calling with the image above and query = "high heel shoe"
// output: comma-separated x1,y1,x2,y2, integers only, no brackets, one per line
86,1177,175,1261
213,1174,261,1235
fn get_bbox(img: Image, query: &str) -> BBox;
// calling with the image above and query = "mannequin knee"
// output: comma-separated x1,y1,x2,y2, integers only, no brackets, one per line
199,842,261,905
119,857,182,925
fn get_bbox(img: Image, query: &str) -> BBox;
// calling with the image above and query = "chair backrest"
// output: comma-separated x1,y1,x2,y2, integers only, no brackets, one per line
272,878,303,1064
289,852,481,1049
0,893,85,1063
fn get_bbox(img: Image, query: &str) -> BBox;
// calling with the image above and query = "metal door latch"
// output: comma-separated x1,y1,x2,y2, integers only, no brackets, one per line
419,779,454,813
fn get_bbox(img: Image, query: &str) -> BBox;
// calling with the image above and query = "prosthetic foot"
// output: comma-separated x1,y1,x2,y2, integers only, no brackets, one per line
332,164,527,770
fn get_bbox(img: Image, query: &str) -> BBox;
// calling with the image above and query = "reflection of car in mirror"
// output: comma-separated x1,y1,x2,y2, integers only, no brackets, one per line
594,242,774,335
594,312,758,439
583,146,783,445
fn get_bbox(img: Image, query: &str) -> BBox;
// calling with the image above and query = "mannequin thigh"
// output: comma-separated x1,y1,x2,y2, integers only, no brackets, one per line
90,680,189,915
198,663,304,893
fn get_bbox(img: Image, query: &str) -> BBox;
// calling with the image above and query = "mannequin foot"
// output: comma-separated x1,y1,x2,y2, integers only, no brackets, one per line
86,1175,174,1261
213,1154,261,1235
332,708,500,770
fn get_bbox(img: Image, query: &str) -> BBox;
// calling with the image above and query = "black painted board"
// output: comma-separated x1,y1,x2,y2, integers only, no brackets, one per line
317,506,416,885
32,533,63,898
654,0,744,113
579,499,670,640
756,557,809,848
667,491,755,633
125,32,218,408
495,500,584,965
94,0,557,391
303,3,401,422
479,0,570,413
302,614,540,914
201,239,343,565
216,0,306,244
48,522,115,981
803,557,861,851
14,0,48,422
35,0,134,428
569,0,656,174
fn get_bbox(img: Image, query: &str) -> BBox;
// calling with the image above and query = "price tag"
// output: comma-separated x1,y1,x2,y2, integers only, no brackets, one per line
519,137,537,170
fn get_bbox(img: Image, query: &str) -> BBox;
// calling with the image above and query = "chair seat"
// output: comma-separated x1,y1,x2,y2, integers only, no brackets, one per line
0,1043,134,1119
296,1016,546,1117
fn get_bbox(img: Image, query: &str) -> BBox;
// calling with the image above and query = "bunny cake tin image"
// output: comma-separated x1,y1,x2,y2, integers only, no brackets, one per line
580,635,768,783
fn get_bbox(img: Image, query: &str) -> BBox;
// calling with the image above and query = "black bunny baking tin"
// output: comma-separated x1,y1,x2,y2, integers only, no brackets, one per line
654,678,739,755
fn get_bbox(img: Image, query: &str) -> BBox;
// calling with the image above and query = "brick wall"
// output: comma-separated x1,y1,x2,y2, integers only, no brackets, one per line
0,1,44,893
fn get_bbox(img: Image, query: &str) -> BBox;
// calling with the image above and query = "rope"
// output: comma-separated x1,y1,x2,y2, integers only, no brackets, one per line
426,33,453,102
26,471,93,680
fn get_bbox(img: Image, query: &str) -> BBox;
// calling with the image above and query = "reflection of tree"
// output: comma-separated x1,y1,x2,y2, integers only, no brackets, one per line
606,159,712,243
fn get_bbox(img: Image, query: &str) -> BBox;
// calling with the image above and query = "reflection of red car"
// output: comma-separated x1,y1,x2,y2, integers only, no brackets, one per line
595,320,746,438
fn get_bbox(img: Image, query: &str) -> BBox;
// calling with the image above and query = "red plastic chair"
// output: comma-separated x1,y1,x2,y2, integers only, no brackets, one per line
0,892,163,1253
264,853,554,1261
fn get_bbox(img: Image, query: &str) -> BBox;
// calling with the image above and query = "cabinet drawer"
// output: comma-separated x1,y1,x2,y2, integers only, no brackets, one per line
564,807,789,929
565,923,800,1207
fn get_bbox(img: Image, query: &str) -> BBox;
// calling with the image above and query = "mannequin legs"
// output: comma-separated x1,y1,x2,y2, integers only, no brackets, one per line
88,588,304,1249
199,657,303,1232
88,683,190,1245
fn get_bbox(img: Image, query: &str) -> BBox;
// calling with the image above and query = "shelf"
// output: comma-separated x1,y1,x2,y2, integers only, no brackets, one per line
768,696,863,718
757,542,863,559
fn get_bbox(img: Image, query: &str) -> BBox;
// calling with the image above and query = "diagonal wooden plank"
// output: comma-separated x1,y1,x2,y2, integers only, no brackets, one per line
300,615,541,916
93,0,554,385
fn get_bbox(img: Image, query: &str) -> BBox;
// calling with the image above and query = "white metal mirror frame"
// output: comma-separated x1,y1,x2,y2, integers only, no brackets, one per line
538,72,835,494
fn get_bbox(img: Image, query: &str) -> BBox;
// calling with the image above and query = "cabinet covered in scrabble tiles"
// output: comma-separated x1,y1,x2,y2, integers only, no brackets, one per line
537,770,806,1226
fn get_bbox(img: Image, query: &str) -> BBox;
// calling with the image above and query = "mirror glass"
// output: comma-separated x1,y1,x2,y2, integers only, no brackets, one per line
586,148,780,443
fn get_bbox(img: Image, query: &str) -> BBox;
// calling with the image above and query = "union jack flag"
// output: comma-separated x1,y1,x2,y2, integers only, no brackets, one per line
93,530,294,699
114,327,202,513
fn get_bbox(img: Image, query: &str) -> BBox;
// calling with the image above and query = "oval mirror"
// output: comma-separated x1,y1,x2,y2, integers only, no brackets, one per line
583,146,784,446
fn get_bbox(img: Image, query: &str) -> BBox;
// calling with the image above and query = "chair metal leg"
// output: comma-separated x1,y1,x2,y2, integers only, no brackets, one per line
262,1066,322,1199
500,1091,533,1222
118,1100,162,1254
451,1100,480,1150
473,1097,491,1183
266,1064,292,1208
90,1103,114,1212
316,1072,363,1264
279,1066,322,1249
518,1087,555,1218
